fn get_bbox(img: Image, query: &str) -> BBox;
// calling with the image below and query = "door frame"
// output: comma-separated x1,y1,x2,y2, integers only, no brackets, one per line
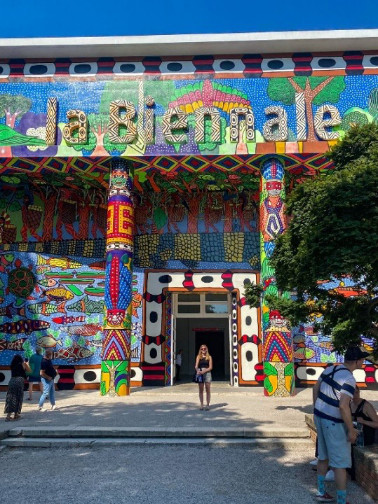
167,288,231,385
143,270,261,387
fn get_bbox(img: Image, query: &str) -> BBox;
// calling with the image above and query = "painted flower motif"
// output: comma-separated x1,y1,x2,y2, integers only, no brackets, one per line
13,112,61,157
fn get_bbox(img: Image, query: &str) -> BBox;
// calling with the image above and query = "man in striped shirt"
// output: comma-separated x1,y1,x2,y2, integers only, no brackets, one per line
312,346,369,503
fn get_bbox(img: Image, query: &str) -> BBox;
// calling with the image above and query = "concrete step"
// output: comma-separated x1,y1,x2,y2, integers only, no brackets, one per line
0,426,311,448
5,426,310,439
1,436,313,449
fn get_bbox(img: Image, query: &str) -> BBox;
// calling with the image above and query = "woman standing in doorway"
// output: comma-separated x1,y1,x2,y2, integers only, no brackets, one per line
195,345,213,411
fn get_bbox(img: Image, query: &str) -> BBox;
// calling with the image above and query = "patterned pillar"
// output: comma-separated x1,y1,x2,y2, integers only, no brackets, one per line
260,157,294,397
101,158,134,396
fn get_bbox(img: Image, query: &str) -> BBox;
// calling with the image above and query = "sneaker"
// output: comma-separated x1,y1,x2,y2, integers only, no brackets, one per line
309,458,318,466
38,407,47,412
315,492,335,502
325,469,335,482
51,405,57,411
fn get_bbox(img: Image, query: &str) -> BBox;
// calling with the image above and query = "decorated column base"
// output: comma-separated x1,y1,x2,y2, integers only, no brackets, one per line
263,362,294,397
100,358,129,396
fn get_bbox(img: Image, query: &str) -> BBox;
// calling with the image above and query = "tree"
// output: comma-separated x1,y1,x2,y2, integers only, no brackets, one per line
267,76,345,141
0,94,32,128
0,94,32,157
72,113,121,156
246,124,378,356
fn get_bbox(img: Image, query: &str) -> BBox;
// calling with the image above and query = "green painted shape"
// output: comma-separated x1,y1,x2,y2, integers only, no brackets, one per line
284,362,294,377
264,376,274,394
66,285,83,296
0,124,46,146
45,272,74,278
84,287,105,296
263,361,278,377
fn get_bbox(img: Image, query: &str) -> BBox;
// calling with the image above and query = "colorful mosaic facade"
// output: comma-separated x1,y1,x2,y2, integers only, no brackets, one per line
0,49,377,394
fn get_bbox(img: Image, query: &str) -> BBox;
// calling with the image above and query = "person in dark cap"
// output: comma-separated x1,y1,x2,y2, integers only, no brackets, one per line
312,346,369,504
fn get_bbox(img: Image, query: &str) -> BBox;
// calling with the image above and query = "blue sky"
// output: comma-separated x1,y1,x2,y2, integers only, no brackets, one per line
0,0,377,38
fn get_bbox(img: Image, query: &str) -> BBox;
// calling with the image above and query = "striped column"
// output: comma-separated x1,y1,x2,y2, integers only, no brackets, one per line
260,157,294,397
101,158,134,396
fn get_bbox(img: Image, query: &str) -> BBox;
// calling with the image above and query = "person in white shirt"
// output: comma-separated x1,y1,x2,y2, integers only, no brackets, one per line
176,349,183,381
312,346,369,504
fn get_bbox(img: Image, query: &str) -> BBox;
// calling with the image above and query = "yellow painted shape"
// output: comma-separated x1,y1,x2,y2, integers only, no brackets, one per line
101,372,110,393
117,383,128,396
285,375,293,394
328,140,338,148
268,375,277,396
276,142,286,153
224,233,244,262
174,234,201,261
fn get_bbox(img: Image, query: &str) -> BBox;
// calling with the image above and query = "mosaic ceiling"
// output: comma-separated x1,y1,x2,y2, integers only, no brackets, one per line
0,154,333,193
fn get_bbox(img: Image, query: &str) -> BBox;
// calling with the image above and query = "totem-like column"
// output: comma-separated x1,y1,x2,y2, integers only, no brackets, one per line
101,158,134,396
260,157,294,397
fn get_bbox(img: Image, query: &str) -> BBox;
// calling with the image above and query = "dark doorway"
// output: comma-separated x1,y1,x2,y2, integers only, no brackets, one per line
195,330,225,380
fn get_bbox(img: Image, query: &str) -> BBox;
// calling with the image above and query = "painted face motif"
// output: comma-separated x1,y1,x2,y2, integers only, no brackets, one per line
269,310,286,328
111,170,129,189
266,180,282,197
106,242,133,251
109,188,130,197
107,309,125,326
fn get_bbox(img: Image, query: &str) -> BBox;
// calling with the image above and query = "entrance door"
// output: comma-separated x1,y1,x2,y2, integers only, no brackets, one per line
172,292,230,383
195,329,225,381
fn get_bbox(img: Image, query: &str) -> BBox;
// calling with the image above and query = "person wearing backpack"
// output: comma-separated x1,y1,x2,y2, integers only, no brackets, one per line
312,346,369,504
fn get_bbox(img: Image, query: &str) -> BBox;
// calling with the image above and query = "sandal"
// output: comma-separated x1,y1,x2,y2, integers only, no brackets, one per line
5,417,12,422
200,406,204,410
14,415,21,421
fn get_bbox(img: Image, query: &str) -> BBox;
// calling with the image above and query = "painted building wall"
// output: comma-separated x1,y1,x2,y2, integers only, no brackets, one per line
0,52,377,389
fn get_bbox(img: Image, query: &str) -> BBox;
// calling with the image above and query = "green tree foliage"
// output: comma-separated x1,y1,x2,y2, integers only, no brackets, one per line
187,114,227,152
267,77,345,141
246,124,378,355
267,76,345,106
0,95,32,126
368,88,378,119
340,109,370,132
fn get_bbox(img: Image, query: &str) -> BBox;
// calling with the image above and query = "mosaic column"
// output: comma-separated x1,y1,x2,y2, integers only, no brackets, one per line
260,157,294,397
101,158,134,396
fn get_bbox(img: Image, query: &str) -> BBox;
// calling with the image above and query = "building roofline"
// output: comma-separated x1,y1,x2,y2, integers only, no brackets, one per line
0,29,378,59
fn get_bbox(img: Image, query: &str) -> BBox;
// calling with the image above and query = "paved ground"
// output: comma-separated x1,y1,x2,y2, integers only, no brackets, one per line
1,382,377,431
1,444,376,504
0,384,376,504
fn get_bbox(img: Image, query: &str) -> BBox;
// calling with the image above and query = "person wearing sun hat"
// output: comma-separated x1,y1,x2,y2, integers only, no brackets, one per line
312,346,369,504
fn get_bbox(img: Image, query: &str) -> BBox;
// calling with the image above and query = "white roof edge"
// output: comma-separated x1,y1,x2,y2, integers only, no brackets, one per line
0,29,378,58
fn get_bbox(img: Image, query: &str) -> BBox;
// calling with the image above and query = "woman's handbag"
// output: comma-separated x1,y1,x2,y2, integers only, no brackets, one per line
192,372,204,383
